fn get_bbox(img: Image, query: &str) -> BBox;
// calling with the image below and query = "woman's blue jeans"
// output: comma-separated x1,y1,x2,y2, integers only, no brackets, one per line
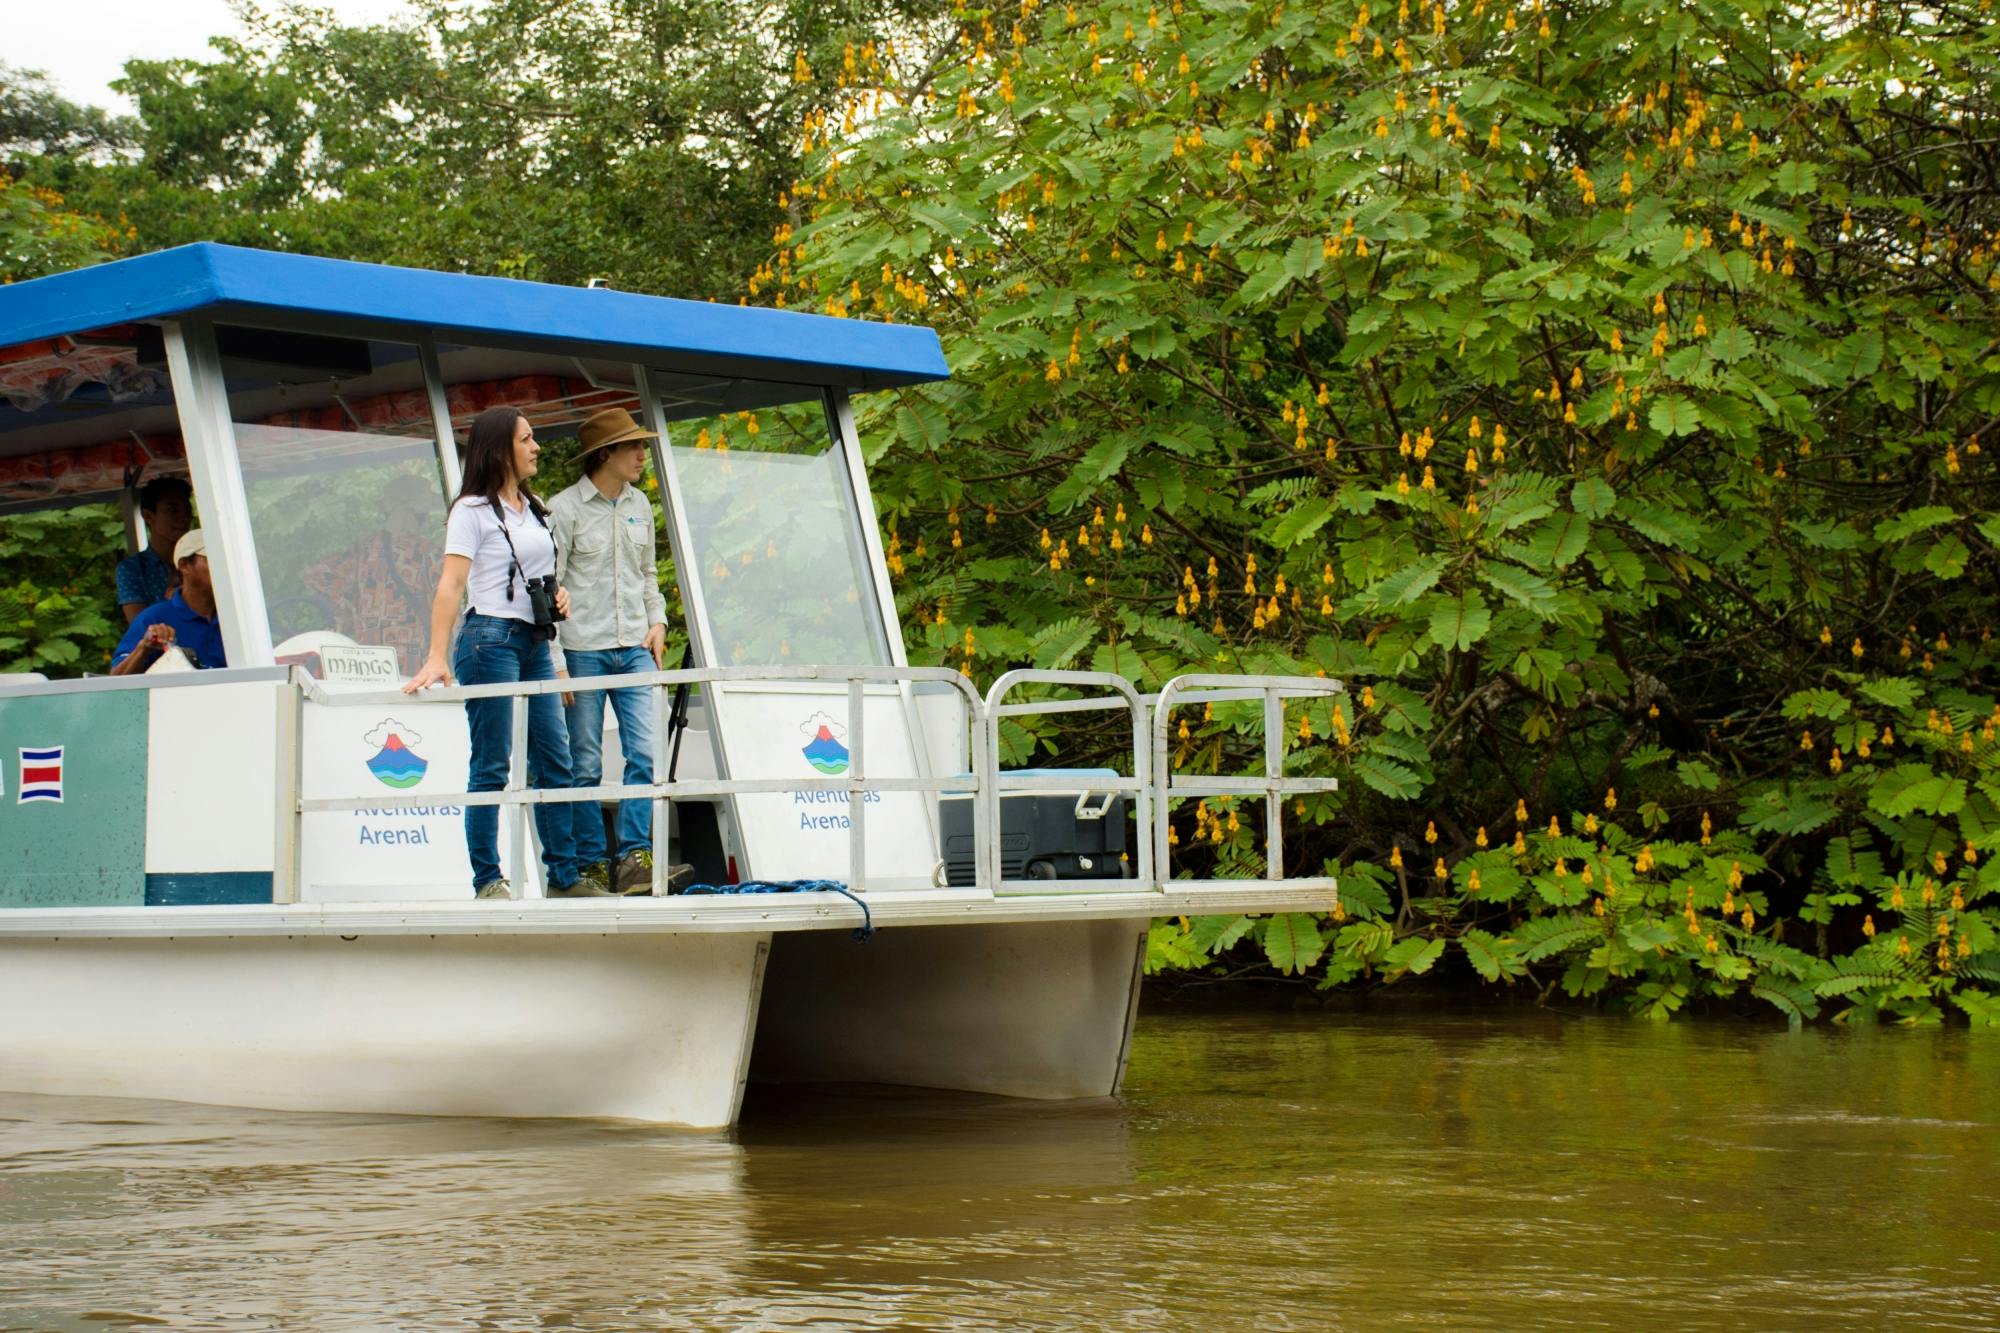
453,613,583,892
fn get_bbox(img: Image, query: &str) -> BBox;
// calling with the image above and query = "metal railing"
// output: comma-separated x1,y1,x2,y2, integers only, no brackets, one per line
297,664,1343,901
982,670,1152,895
301,665,987,895
1149,674,1345,891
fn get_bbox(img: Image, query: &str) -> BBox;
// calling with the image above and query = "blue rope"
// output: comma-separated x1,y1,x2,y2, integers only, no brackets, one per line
678,879,873,941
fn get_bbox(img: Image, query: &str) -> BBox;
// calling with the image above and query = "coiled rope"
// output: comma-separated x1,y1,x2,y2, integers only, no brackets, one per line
678,880,873,941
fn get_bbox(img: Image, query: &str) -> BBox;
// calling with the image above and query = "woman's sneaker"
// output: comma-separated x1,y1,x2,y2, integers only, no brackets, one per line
474,879,515,900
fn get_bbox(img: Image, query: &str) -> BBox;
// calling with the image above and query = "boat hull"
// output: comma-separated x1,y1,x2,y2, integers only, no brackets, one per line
0,886,1335,1126
0,931,772,1127
752,918,1149,1099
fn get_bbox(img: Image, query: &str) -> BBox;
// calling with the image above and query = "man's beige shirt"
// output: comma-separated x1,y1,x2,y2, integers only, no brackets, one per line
548,475,667,673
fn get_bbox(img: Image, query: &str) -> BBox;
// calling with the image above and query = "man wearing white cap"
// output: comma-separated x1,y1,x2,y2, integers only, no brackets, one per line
549,407,692,893
109,529,227,674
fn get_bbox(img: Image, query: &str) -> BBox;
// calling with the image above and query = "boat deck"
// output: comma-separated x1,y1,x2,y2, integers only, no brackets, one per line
0,881,1335,938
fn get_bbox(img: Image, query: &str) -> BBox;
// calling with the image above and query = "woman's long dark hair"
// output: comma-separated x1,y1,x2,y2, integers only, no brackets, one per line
451,407,544,518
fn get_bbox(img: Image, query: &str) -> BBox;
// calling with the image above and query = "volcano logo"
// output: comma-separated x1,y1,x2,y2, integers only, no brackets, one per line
363,718,429,789
799,711,850,775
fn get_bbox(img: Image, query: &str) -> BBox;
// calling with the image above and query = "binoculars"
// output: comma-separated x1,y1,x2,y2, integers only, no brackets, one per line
524,573,566,633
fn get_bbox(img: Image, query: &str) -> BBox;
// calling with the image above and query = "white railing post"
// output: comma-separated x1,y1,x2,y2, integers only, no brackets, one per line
652,678,671,895
1152,684,1173,891
1264,686,1284,880
509,693,530,893
846,674,866,891
968,684,991,892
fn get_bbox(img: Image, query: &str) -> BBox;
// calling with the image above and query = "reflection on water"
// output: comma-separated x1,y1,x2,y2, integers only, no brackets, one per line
2,1010,1995,1330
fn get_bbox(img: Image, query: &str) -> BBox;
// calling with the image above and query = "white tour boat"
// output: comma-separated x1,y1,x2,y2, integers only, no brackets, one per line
0,244,1338,1127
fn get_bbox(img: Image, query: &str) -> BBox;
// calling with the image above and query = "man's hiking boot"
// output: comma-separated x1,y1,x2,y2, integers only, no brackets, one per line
616,850,694,895
549,866,614,898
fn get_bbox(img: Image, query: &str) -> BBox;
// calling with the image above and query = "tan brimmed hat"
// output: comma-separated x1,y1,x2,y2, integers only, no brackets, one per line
575,407,658,461
173,529,207,565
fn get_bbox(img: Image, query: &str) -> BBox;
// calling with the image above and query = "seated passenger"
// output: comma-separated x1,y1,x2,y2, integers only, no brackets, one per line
115,476,195,624
110,530,226,674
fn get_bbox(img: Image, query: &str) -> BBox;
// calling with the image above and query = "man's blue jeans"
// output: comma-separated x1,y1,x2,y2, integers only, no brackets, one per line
454,613,584,892
563,645,657,866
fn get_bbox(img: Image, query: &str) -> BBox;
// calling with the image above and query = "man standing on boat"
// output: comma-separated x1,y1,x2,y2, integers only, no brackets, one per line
551,407,692,894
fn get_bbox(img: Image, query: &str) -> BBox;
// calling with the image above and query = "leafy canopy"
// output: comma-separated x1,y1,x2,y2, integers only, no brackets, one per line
781,0,2000,1022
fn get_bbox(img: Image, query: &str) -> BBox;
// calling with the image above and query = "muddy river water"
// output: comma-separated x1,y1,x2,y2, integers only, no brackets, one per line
2,1008,1994,1330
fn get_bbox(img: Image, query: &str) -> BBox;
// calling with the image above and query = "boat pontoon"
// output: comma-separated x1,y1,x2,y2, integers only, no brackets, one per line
0,245,1338,1126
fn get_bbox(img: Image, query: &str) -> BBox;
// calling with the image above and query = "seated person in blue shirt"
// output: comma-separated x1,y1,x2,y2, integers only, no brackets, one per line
116,476,195,623
110,529,227,674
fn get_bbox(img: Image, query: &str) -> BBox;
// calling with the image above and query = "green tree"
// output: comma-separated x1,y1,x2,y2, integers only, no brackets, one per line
781,0,2000,1022
0,68,131,674
0,63,129,281
45,0,947,297
0,62,135,163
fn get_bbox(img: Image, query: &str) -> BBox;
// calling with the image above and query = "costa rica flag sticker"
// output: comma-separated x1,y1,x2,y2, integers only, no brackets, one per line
18,746,63,804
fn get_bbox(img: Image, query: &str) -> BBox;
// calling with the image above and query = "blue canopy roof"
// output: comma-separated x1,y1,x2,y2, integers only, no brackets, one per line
0,243,949,391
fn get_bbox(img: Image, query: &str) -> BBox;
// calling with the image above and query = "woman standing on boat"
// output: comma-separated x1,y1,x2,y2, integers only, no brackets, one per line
404,407,611,900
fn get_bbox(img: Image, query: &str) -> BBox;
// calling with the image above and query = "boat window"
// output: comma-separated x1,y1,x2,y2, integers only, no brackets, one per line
218,328,445,675
430,342,683,643
0,327,187,677
667,395,888,667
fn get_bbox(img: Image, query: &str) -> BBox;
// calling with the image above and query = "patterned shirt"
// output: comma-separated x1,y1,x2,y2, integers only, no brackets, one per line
301,531,442,675
547,475,667,673
115,547,175,611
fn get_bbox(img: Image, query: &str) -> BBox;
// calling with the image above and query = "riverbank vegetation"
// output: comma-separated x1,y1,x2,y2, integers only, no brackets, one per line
4,1,1997,1023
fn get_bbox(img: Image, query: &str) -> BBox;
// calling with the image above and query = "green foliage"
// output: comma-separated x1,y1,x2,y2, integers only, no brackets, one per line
25,0,942,301
787,0,2000,1022
8,1,1998,1024
0,507,125,674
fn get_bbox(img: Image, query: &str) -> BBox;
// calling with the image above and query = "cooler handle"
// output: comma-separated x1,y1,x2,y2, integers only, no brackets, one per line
1074,790,1115,821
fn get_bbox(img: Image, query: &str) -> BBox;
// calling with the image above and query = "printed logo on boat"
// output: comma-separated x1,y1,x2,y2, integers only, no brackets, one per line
363,719,429,789
799,711,850,775
17,745,63,804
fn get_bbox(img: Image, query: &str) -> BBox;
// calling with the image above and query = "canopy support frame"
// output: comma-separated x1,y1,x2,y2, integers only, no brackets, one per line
161,319,276,669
